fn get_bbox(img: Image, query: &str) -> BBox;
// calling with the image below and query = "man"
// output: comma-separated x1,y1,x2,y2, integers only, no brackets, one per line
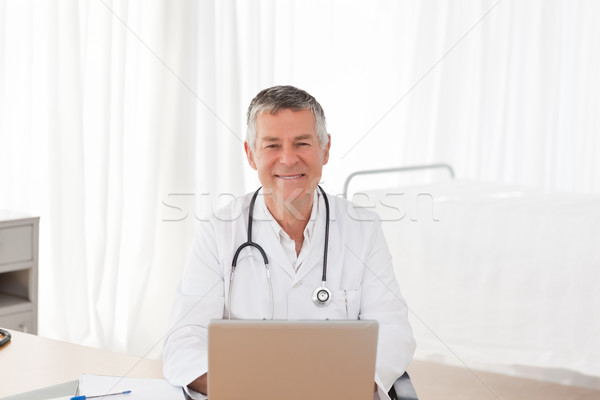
163,85,416,399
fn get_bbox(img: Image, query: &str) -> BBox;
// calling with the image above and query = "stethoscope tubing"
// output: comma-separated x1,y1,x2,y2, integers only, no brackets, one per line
229,186,331,319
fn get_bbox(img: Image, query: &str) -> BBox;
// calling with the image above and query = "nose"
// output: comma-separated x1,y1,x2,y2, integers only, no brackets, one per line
279,144,299,166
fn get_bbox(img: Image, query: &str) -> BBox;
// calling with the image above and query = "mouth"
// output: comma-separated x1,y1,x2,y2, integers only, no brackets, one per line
275,174,305,180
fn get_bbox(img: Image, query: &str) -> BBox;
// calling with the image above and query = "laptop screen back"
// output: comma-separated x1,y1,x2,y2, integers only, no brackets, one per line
208,320,378,400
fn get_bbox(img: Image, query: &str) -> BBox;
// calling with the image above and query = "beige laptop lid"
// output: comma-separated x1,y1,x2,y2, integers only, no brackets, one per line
208,320,378,400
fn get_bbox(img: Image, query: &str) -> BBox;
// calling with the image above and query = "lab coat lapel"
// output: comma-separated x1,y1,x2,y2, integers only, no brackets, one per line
292,191,337,285
251,195,295,279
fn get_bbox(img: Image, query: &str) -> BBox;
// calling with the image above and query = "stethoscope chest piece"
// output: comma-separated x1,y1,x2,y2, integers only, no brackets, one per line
312,284,332,307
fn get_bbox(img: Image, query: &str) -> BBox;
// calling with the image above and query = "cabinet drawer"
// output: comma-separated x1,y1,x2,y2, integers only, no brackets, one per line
0,311,33,333
0,225,33,265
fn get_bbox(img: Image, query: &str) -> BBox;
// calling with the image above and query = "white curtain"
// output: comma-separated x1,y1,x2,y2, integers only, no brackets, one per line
250,0,600,196
1,0,599,359
0,0,248,357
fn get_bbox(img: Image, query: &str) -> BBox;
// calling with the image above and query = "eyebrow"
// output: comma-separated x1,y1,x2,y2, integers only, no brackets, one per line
294,134,314,141
259,134,315,142
259,136,281,142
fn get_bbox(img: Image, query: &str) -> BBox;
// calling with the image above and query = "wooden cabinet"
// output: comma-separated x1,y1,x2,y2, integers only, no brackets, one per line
0,212,39,334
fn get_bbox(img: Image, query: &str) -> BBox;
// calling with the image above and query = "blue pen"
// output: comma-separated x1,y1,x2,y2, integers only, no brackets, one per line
71,390,132,400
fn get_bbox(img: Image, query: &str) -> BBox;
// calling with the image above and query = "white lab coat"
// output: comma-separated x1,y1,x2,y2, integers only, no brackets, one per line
163,190,416,400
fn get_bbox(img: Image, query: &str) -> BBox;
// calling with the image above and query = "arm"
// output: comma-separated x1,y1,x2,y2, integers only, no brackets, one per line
163,220,225,389
359,217,416,395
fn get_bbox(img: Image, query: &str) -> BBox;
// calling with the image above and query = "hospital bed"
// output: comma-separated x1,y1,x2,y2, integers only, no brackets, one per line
343,164,600,389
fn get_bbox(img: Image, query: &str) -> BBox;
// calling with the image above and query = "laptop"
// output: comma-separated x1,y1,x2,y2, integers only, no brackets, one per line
208,320,379,400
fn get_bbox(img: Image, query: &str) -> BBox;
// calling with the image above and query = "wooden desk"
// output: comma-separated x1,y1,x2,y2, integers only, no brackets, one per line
407,359,600,400
3,329,600,400
0,330,163,398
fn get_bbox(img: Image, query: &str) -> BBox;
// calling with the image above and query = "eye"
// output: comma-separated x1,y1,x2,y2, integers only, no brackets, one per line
297,142,310,147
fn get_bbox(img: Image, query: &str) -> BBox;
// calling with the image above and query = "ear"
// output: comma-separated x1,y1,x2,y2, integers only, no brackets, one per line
244,141,258,170
322,134,331,165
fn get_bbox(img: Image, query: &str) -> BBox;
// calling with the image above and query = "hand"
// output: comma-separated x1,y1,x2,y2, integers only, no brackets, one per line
188,373,208,395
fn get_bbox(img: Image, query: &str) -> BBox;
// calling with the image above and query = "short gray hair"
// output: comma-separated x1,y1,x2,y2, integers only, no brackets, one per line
246,85,328,150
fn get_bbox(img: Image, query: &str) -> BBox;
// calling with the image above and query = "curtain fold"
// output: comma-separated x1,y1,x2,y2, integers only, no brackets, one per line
1,0,249,357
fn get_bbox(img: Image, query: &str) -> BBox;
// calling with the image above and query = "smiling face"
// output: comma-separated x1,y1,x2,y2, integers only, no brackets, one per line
245,108,330,217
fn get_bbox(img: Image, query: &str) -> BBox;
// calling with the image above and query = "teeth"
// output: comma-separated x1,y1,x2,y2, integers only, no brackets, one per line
280,174,302,180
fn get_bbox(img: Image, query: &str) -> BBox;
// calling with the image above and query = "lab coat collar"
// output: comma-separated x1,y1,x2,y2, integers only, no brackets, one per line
251,188,336,282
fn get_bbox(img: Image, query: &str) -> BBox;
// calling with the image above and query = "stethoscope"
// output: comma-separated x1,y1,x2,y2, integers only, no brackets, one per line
228,185,332,319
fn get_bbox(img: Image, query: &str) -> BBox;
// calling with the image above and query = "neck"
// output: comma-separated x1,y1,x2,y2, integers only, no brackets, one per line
264,189,314,238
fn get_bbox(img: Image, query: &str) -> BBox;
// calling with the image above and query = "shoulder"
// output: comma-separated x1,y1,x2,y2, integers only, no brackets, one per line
191,192,254,240
327,192,382,225
325,191,388,258
209,192,254,224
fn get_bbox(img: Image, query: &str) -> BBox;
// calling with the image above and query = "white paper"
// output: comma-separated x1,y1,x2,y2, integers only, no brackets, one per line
78,374,184,400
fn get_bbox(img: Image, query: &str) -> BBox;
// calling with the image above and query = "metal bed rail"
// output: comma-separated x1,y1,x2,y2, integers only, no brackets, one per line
342,163,455,199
